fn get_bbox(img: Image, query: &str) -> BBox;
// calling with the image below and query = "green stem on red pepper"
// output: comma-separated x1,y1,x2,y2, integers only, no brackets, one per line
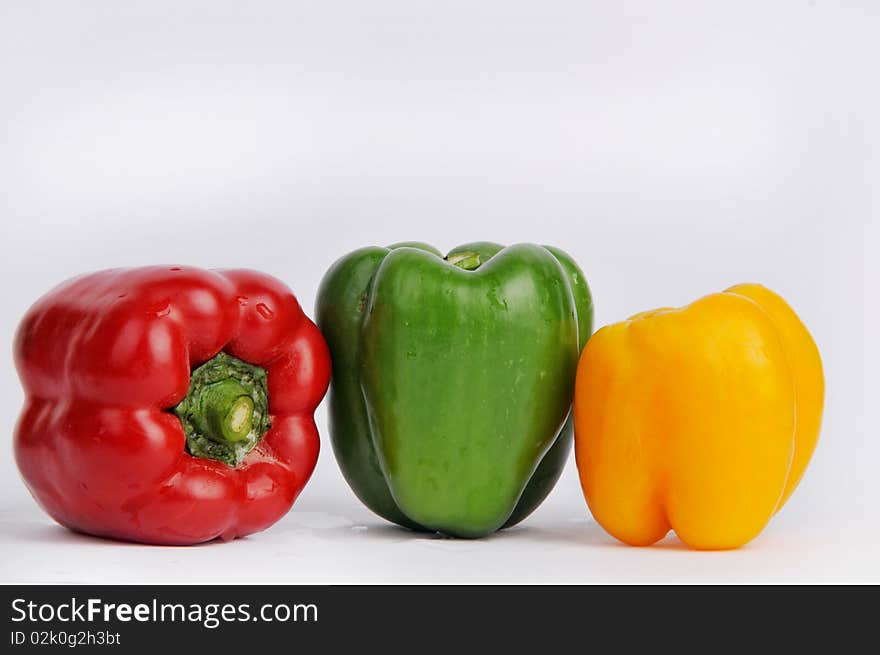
172,352,271,466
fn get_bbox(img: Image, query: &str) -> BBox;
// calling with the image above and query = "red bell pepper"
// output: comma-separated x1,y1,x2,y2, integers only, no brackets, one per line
14,266,330,545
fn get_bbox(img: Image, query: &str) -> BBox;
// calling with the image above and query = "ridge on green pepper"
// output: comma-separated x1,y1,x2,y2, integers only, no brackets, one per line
316,242,593,538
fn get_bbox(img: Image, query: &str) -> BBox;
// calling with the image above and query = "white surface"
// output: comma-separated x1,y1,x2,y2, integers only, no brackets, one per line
1,1,878,584
3,487,879,585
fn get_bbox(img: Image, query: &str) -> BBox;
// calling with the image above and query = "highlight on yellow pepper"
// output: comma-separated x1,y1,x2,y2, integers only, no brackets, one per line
573,284,824,550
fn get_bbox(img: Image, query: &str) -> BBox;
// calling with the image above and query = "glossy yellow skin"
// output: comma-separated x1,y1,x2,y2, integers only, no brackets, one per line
574,284,824,550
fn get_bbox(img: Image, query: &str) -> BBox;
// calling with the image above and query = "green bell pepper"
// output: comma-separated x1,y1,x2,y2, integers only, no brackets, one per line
316,242,593,537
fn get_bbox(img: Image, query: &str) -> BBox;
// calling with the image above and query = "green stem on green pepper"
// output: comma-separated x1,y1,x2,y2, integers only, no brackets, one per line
446,252,481,271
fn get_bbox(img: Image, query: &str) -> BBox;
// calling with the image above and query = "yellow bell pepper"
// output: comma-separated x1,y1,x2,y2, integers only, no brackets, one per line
573,284,824,550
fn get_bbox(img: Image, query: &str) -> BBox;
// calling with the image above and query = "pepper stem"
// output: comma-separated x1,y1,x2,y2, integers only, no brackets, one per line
202,379,255,443
172,352,271,467
446,252,481,270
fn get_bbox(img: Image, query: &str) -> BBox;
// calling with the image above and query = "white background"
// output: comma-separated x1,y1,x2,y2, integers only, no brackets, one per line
1,1,877,583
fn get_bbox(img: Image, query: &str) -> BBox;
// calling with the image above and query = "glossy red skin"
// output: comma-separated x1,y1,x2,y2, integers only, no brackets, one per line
14,266,330,545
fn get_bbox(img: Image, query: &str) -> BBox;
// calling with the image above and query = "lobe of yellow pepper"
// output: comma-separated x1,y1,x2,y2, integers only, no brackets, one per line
725,284,824,511
573,284,824,550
